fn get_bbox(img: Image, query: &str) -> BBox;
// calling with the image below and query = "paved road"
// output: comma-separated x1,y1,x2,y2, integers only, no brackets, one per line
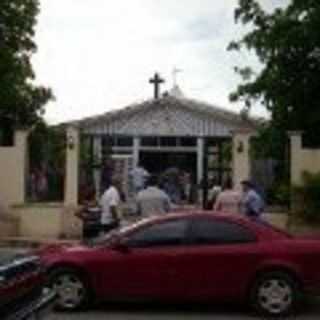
48,302,320,320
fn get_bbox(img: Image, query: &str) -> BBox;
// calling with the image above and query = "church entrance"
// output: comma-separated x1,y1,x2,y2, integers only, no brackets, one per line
140,151,197,181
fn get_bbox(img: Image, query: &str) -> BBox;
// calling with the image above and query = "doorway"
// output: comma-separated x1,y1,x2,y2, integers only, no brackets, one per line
140,151,197,181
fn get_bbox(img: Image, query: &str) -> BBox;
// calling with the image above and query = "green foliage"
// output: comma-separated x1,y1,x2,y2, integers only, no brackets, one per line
0,0,53,141
293,172,320,222
250,123,286,159
229,0,320,145
268,181,291,206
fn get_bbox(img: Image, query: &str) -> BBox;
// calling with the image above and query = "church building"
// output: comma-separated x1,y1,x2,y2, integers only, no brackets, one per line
69,73,256,207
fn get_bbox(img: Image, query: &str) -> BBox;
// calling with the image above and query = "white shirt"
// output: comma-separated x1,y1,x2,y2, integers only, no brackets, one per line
214,190,242,214
100,186,120,225
136,186,171,217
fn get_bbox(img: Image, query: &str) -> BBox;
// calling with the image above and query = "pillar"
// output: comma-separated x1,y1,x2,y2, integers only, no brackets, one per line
64,126,79,205
197,137,204,185
288,131,303,186
133,137,140,167
93,136,102,197
14,130,28,204
232,129,254,189
197,137,204,205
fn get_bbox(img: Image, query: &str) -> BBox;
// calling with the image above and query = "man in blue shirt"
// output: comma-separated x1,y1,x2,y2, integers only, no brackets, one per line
241,180,265,220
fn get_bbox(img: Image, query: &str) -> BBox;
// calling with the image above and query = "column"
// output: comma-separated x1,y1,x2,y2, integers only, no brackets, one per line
93,136,102,197
288,131,303,186
197,137,204,185
133,137,140,167
232,129,254,189
197,137,204,206
64,126,80,205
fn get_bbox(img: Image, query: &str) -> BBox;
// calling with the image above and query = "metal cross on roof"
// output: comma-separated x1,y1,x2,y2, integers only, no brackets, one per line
149,72,165,99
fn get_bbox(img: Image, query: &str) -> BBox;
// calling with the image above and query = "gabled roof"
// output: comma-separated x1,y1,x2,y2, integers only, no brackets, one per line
60,94,259,137
72,95,256,129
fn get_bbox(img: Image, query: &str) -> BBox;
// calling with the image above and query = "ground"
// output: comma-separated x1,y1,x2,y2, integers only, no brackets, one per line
47,302,320,320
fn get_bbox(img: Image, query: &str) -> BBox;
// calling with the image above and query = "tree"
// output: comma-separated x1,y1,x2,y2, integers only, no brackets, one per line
229,0,320,148
0,0,53,144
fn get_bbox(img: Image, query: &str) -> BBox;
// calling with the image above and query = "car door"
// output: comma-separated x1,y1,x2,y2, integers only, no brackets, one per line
181,217,263,300
98,217,191,300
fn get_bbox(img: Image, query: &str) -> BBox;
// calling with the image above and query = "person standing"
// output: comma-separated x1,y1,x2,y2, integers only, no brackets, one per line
213,179,241,214
100,177,121,234
136,175,171,218
75,187,101,240
130,162,150,193
207,178,222,209
241,180,265,220
101,159,114,193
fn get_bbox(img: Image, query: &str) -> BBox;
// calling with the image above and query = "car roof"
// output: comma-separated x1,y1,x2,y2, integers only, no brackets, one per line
154,211,251,224
122,211,253,233
120,211,290,240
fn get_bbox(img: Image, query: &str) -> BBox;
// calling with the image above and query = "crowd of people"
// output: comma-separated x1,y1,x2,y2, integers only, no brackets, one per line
76,159,266,241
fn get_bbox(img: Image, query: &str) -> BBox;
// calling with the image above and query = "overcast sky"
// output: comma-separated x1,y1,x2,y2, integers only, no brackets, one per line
32,0,287,124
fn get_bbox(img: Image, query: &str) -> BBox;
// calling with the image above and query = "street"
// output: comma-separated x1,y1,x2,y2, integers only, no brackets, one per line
48,302,320,320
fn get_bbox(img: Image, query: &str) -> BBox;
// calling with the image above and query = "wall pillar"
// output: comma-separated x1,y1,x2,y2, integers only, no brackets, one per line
133,137,140,167
14,130,29,204
64,126,79,206
232,129,254,189
288,131,303,186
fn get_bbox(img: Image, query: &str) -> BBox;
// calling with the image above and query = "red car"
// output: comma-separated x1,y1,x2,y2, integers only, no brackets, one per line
39,212,320,317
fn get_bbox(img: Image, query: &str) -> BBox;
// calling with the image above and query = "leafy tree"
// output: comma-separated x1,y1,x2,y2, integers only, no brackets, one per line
229,0,320,148
0,0,53,144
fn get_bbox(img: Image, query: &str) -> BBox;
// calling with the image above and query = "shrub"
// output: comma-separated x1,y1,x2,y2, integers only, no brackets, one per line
293,172,320,222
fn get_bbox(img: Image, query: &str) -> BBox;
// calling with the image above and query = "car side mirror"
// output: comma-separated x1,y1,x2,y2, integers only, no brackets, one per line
111,237,130,253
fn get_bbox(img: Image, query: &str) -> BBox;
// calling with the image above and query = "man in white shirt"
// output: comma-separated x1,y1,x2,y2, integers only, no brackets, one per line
130,163,150,193
136,175,171,218
214,178,241,214
100,177,121,233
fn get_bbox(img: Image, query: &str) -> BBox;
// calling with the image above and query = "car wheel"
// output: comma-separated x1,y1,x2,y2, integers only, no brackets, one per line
250,271,300,317
49,268,91,311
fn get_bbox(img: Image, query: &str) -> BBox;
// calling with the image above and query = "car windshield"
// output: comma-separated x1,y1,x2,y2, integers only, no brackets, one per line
89,218,153,247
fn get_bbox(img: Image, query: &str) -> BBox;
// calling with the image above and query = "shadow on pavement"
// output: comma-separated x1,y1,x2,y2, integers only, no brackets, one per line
53,299,320,319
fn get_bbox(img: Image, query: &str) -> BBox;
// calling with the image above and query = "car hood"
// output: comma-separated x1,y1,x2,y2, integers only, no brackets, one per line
34,242,91,257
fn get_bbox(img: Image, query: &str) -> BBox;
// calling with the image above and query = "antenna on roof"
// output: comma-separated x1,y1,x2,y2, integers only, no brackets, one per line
172,67,182,87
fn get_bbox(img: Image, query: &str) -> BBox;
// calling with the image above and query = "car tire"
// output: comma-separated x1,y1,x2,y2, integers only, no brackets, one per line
49,267,91,311
250,271,300,317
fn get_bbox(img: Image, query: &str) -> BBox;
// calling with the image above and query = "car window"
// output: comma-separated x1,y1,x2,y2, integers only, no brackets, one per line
191,218,256,245
127,219,189,248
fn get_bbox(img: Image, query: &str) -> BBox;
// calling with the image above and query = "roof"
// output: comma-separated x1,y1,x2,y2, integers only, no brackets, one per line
62,94,258,137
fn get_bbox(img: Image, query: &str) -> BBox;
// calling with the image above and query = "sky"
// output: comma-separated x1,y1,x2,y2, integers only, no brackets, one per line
32,0,288,124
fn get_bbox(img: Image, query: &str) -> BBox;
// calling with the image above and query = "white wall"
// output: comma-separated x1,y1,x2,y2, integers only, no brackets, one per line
290,132,320,185
0,131,27,206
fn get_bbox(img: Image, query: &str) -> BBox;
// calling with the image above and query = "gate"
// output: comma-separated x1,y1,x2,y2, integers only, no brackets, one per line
79,134,134,202
203,138,232,209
